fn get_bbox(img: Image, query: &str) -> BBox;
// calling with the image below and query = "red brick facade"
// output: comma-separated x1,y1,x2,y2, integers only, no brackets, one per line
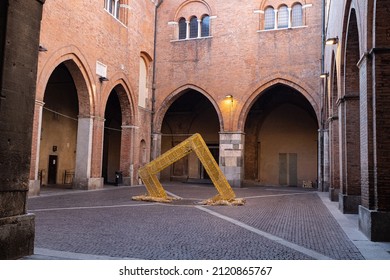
27,0,390,241
323,0,390,240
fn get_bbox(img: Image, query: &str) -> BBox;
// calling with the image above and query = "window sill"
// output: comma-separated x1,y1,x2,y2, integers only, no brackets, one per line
103,8,127,28
257,25,308,33
170,36,213,43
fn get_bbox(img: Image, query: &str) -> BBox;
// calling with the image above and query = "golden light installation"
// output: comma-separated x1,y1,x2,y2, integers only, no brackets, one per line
133,133,245,206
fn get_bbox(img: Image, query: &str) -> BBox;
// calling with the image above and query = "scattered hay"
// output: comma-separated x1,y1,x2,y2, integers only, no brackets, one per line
198,197,246,206
132,194,178,203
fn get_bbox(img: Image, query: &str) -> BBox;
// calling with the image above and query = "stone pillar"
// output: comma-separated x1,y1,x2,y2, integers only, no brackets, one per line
317,129,324,191
151,132,162,161
323,129,329,192
121,125,138,186
89,116,105,189
219,132,245,188
0,0,44,259
28,100,44,196
74,116,94,189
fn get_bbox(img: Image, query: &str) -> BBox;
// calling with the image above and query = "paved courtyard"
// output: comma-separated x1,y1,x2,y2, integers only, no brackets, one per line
26,183,390,260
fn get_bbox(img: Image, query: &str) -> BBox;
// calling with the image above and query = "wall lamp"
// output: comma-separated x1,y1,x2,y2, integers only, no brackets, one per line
325,37,338,45
99,76,109,83
38,45,48,52
320,72,329,79
225,94,233,99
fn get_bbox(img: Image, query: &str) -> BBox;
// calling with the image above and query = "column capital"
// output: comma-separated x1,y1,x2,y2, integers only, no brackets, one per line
35,99,45,106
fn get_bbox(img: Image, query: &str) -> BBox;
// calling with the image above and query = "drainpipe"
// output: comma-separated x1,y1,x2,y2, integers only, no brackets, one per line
150,0,163,160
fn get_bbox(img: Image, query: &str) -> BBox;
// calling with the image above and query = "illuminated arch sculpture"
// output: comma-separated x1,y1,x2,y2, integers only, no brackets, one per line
134,133,244,205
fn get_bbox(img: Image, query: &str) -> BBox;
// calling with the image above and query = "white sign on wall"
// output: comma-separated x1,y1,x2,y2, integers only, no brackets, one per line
96,61,107,78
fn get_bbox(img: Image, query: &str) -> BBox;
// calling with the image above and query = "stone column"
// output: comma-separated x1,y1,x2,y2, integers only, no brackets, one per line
219,132,245,188
197,19,202,38
0,0,44,259
151,132,162,161
89,116,105,189
74,116,94,189
323,129,329,192
120,125,138,185
28,100,45,196
186,21,190,39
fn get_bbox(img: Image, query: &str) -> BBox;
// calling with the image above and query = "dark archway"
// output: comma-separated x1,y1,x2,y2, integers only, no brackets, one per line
244,84,318,187
102,90,122,184
160,89,220,182
39,63,79,186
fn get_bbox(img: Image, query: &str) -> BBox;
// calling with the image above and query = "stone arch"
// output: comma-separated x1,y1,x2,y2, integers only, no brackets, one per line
259,0,307,10
154,84,224,133
238,76,319,131
173,0,213,21
101,75,136,185
36,45,95,116
243,82,319,186
100,74,136,126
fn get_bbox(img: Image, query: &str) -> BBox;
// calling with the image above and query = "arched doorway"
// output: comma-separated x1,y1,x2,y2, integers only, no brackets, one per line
244,84,318,187
39,63,79,186
102,89,122,184
160,89,220,182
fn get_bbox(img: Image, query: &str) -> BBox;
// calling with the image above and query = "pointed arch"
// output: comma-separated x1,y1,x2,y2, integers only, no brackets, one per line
36,45,95,116
154,84,224,133
238,77,319,131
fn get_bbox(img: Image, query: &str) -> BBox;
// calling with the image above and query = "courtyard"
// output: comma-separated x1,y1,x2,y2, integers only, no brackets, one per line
26,183,390,260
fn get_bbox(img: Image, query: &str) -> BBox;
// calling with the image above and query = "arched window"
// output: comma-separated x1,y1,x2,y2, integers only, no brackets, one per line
292,3,303,27
277,5,288,28
264,7,275,30
201,15,210,37
189,16,198,38
138,57,148,108
178,17,187,39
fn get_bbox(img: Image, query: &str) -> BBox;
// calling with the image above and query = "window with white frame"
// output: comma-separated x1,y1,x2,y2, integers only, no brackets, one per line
175,14,212,40
201,15,210,37
277,5,288,28
189,16,198,38
178,18,187,39
292,3,303,27
105,0,120,20
264,7,275,30
261,2,306,31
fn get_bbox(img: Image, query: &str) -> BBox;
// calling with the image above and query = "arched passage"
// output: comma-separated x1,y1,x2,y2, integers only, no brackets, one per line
38,62,80,186
160,89,221,182
244,84,318,187
102,83,134,185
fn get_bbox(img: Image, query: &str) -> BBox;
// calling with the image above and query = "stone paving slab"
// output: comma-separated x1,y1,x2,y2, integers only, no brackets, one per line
26,183,389,260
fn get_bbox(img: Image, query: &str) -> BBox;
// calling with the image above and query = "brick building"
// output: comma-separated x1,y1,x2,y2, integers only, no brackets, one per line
0,0,383,261
321,0,390,241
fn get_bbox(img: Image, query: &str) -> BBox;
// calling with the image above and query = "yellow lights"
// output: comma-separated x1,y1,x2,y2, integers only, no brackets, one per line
224,94,234,105
134,133,245,205
325,37,338,45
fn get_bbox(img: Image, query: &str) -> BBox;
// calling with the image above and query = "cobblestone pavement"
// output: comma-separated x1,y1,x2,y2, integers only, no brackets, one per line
26,183,390,260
